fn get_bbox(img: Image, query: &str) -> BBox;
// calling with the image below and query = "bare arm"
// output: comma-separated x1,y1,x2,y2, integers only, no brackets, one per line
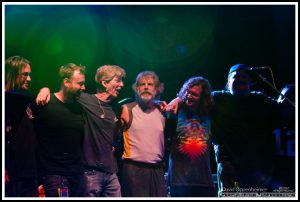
120,104,130,130
166,97,182,114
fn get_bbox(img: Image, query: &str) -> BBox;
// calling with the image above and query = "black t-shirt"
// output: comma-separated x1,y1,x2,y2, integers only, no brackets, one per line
33,94,85,176
211,90,280,173
79,93,120,173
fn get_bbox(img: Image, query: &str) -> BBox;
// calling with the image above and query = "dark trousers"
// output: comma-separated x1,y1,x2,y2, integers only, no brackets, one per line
5,179,39,197
170,185,217,197
121,160,167,197
41,174,84,197
217,160,275,196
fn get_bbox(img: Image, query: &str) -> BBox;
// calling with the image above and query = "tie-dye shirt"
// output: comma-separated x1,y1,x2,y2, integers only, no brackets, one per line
167,109,214,187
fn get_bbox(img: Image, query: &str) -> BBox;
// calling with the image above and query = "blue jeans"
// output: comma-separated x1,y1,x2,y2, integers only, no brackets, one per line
41,174,84,197
82,169,121,197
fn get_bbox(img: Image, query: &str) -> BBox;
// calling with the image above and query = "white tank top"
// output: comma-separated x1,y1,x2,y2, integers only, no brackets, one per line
122,103,165,163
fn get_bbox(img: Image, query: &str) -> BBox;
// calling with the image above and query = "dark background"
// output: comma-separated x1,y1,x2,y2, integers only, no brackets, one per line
4,4,296,102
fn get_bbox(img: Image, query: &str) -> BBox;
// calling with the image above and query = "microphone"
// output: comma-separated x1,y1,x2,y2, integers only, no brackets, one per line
248,66,270,71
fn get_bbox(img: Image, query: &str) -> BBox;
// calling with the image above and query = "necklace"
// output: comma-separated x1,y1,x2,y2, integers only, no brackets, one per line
97,98,106,119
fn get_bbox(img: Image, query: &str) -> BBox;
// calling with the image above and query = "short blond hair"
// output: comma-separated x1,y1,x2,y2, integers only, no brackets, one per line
95,65,126,90
58,63,86,84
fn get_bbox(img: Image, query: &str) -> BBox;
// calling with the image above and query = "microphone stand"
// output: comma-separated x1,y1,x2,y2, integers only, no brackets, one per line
253,70,295,107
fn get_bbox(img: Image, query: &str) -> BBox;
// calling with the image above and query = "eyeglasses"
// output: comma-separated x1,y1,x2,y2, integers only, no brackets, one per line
20,72,31,77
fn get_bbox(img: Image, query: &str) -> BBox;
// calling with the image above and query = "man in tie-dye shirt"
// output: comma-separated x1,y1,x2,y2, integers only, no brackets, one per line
165,76,216,197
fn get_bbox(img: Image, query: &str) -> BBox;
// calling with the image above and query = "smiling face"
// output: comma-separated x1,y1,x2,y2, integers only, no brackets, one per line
103,76,124,98
17,64,31,91
94,65,126,99
65,70,86,99
184,85,202,110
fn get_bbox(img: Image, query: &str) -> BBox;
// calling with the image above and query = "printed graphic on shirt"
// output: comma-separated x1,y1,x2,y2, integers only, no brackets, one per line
176,117,210,161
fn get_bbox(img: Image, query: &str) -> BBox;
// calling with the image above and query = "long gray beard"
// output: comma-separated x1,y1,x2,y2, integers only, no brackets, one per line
136,96,154,108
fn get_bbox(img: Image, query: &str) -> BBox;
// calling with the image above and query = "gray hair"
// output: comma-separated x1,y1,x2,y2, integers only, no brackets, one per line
132,71,164,99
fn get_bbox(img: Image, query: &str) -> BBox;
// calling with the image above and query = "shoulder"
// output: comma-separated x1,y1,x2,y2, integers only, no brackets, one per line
119,101,137,128
124,101,138,110
250,91,277,102
78,92,92,101
30,94,55,114
5,90,33,102
249,91,279,112
120,102,137,115
212,90,230,97
250,91,264,96
5,91,34,113
212,90,231,101
78,92,98,107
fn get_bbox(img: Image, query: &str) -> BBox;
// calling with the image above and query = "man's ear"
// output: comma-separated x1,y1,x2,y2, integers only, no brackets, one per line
63,78,70,87
101,80,107,87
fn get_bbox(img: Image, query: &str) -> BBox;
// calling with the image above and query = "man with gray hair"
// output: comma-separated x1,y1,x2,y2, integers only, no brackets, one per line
119,71,167,197
81,65,125,197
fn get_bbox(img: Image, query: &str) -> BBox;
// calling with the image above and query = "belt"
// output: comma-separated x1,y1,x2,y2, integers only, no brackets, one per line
123,159,164,169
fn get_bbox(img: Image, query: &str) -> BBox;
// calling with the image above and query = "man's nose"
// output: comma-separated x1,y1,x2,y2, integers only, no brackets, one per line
26,75,31,82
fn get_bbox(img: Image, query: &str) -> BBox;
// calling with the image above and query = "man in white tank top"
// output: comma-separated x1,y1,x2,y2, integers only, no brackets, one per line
120,71,167,197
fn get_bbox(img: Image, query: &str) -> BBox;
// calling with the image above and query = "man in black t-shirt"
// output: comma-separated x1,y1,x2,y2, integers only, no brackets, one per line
31,63,86,197
211,64,280,197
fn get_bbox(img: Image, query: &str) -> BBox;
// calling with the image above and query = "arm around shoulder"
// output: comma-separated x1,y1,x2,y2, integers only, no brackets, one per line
166,97,182,114
36,87,51,106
